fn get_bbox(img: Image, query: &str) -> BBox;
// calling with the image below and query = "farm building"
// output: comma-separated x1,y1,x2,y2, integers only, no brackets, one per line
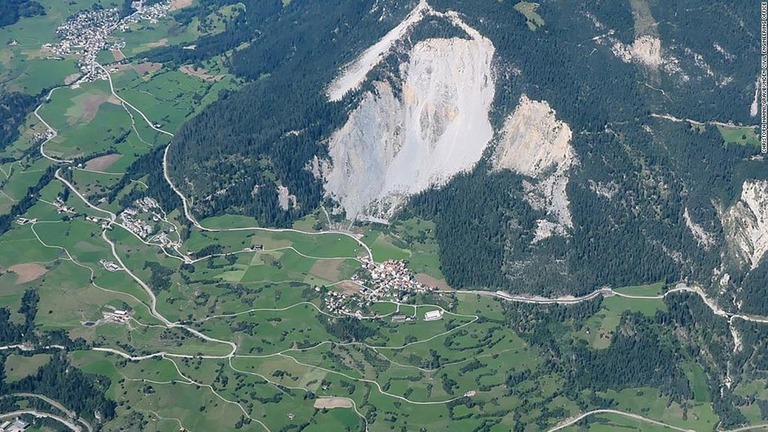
424,310,444,321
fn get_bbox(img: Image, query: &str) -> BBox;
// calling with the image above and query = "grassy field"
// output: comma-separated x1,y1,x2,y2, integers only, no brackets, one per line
0,1,753,431
361,218,446,282
1,185,727,432
718,125,760,146
613,282,665,296
597,387,719,431
514,1,545,31
574,285,666,349
4,354,52,382
560,413,682,431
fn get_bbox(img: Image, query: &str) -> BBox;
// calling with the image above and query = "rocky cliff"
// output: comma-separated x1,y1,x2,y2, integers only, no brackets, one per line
492,95,574,241
724,180,768,270
323,4,495,220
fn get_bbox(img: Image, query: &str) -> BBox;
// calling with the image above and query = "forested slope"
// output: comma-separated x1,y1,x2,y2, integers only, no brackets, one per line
159,0,417,226
152,0,765,305
0,0,45,28
407,0,764,299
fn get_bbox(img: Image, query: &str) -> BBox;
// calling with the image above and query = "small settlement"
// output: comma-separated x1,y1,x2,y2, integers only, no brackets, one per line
323,256,443,320
52,197,75,215
99,259,121,272
119,197,181,249
46,0,171,81
101,308,131,324
0,419,29,432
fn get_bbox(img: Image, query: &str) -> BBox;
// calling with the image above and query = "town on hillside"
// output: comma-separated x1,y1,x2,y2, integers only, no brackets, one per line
323,256,447,321
46,0,171,82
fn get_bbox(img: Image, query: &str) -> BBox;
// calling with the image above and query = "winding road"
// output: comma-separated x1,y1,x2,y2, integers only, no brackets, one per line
16,47,768,432
0,410,81,432
1,393,93,432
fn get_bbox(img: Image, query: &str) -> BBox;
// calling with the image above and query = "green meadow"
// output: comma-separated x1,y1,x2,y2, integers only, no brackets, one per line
0,1,754,431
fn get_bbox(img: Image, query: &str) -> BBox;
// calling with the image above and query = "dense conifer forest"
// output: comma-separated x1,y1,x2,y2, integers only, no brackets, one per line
0,0,45,28
0,1,767,429
135,0,764,301
0,93,38,151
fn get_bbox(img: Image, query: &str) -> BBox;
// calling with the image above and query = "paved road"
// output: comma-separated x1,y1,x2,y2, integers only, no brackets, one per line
96,61,375,262
454,283,768,326
546,409,696,432
4,394,93,432
26,54,768,432
34,87,73,164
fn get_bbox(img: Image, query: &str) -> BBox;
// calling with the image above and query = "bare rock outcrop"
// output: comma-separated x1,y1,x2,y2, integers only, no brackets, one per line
277,185,298,211
493,95,574,242
324,13,495,221
684,208,715,249
611,35,663,69
723,180,768,269
326,0,431,102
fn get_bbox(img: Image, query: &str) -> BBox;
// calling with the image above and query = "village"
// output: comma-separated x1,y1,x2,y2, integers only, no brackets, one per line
118,197,181,249
31,129,55,147
322,256,445,321
45,0,171,81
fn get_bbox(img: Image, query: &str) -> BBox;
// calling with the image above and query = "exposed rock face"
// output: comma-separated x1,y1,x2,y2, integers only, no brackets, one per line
493,95,574,241
324,20,495,220
277,185,297,211
751,77,760,117
723,180,768,269
494,96,573,177
326,0,431,102
615,0,662,70
684,207,715,249
611,35,663,69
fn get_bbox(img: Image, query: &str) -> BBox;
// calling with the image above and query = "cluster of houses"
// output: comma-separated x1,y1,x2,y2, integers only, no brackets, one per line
47,7,120,79
117,198,174,246
118,207,155,238
119,198,181,249
101,308,131,324
0,419,29,432
15,218,38,226
353,256,438,299
322,289,362,316
52,197,75,215
99,259,121,272
148,231,179,248
323,257,441,319
134,196,160,213
46,0,171,81
32,130,55,146
85,215,112,231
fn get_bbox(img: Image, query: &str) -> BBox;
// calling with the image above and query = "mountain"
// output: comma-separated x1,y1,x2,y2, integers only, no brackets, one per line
324,1,496,221
154,0,763,306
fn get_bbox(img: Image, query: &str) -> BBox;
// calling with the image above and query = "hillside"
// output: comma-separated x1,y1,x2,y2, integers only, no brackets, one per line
0,0,768,431
159,0,763,302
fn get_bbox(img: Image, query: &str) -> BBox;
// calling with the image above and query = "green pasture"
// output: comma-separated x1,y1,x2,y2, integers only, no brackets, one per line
4,353,52,382
514,1,545,31
719,125,760,147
